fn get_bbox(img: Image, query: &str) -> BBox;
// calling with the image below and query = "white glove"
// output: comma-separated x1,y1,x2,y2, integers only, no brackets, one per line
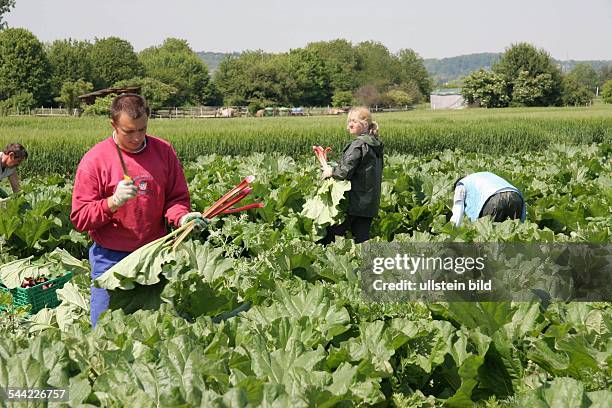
180,212,209,230
110,180,138,207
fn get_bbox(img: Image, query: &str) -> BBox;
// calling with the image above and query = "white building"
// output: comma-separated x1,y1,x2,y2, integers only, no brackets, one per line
430,88,466,110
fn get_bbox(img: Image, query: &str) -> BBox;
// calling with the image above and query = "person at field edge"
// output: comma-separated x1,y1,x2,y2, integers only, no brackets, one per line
70,94,207,327
0,143,28,199
320,107,383,244
450,172,526,227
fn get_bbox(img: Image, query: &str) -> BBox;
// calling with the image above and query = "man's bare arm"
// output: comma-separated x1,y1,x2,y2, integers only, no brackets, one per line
8,173,20,193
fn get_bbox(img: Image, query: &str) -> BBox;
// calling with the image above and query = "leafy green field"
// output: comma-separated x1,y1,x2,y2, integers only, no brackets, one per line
1,105,611,177
1,142,610,406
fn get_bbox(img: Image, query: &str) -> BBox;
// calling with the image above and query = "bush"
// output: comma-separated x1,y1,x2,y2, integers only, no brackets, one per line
113,77,177,111
382,89,413,107
354,85,383,107
54,80,93,112
462,69,510,108
0,92,36,116
82,95,115,116
247,100,264,115
331,90,354,108
601,80,612,104
561,75,593,106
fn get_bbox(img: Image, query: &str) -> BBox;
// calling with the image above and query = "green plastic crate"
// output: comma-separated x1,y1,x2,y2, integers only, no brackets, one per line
0,271,73,314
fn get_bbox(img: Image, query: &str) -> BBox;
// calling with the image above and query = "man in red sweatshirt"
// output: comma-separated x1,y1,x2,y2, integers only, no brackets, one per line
70,94,205,326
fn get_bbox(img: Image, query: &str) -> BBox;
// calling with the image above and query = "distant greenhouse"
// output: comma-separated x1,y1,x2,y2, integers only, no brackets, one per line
430,88,466,110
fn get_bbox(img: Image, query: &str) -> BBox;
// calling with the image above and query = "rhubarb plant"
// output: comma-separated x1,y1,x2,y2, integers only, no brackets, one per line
0,144,610,407
301,178,351,226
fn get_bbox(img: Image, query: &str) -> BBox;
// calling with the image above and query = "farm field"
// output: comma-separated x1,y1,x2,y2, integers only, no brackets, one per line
0,107,611,407
0,105,611,177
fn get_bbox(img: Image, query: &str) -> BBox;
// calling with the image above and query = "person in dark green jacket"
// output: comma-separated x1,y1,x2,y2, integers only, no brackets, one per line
320,107,384,244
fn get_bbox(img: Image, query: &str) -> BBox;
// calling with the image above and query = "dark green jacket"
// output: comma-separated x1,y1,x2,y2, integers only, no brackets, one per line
332,134,384,218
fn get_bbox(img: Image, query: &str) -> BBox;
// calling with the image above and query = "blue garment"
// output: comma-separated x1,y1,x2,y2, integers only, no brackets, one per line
89,242,130,327
459,172,526,222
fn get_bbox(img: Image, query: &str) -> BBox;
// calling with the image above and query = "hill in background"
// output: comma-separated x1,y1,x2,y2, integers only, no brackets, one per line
423,53,500,85
424,53,612,85
197,51,241,73
198,50,612,85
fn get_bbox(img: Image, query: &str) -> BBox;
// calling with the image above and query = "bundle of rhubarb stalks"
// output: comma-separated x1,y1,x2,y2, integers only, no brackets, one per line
312,145,332,169
173,175,263,249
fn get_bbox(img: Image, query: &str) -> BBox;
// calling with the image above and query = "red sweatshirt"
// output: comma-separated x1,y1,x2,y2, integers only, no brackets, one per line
70,135,191,252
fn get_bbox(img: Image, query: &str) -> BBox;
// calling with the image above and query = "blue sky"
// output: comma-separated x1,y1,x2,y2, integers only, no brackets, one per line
5,0,612,59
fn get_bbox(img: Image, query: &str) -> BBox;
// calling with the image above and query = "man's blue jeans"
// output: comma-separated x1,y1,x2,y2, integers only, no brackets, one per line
89,242,130,327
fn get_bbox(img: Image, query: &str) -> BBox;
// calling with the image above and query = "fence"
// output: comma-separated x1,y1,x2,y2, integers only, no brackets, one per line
4,105,415,119
7,107,81,117
152,106,231,119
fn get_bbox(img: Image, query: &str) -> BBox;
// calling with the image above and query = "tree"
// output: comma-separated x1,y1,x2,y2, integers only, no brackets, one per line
511,70,555,107
46,39,94,98
598,65,612,90
354,41,401,89
54,79,93,111
461,69,510,108
214,51,283,106
561,75,593,106
494,42,562,106
0,28,51,105
306,39,362,92
397,48,432,99
139,38,215,106
280,48,332,106
332,90,354,107
354,85,383,107
601,80,612,104
394,81,423,104
213,55,248,105
90,37,142,89
567,63,599,94
113,77,177,110
0,0,15,29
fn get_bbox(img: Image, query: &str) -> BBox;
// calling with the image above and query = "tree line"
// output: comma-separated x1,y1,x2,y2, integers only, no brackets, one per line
0,26,611,115
460,43,612,107
0,28,432,115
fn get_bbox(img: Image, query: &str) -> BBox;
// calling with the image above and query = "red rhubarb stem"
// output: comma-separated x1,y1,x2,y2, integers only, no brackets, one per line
221,202,264,214
202,175,255,218
208,187,253,218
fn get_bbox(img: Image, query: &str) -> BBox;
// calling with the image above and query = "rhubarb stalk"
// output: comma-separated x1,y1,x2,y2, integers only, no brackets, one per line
312,146,332,168
208,187,253,218
202,175,255,218
221,202,265,214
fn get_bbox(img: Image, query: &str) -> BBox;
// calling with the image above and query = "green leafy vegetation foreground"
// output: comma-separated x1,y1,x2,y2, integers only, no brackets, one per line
1,144,610,406
1,105,611,178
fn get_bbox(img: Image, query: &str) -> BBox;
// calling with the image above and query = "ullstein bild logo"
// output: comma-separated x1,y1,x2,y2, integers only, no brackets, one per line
360,243,612,302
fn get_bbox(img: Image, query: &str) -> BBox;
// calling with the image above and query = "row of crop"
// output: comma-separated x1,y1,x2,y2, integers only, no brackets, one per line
1,144,610,406
1,144,609,263
1,108,611,177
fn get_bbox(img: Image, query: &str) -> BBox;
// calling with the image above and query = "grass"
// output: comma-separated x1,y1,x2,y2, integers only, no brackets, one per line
1,104,610,177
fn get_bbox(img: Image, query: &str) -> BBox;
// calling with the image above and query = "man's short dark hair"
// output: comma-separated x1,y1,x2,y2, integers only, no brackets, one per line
3,143,28,159
110,93,150,122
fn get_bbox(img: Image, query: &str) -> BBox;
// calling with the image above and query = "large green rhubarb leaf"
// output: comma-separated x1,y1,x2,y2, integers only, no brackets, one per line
517,377,612,407
301,179,350,225
93,233,177,290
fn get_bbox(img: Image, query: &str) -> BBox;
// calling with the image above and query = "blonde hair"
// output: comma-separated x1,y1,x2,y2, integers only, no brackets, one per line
347,107,379,137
